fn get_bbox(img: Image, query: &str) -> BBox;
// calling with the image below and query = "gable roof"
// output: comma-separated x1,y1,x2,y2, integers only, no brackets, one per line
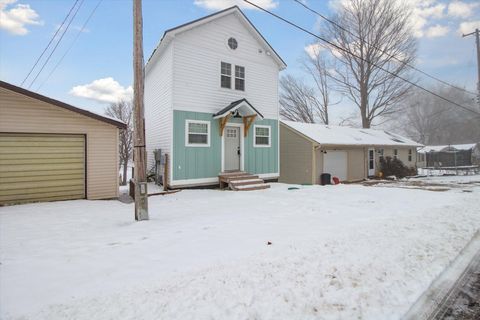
0,81,127,129
146,6,286,71
213,98,264,119
281,120,423,147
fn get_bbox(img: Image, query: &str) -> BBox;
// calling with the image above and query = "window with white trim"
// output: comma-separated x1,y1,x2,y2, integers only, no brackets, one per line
221,62,231,89
186,120,210,147
235,65,245,91
394,149,398,159
254,125,271,147
408,149,412,162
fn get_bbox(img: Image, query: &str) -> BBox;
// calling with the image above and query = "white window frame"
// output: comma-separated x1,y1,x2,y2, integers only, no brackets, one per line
234,65,245,91
220,61,232,89
253,125,271,148
185,120,210,147
394,149,398,159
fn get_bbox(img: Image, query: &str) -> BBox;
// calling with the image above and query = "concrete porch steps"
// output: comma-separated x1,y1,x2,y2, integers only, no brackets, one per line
218,171,270,191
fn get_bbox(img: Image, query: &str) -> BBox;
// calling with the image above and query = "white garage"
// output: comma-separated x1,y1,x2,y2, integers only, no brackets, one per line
323,150,347,181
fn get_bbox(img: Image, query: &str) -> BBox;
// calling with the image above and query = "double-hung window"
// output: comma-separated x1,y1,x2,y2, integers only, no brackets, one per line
254,125,271,147
221,62,245,91
408,149,412,162
394,149,398,159
186,120,210,147
221,62,231,89
235,65,245,91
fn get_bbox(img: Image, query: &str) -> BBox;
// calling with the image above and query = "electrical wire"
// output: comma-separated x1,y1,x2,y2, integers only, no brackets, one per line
27,0,85,89
292,0,478,97
21,0,80,87
243,0,480,117
36,0,103,91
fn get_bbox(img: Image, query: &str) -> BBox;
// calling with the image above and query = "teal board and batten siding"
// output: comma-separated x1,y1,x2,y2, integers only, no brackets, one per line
172,110,278,182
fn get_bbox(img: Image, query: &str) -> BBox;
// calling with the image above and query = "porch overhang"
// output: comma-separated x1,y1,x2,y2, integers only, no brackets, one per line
213,99,264,136
213,99,264,120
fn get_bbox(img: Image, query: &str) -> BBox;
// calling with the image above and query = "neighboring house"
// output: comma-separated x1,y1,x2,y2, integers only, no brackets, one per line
145,6,286,188
0,81,126,205
418,143,480,168
280,121,422,184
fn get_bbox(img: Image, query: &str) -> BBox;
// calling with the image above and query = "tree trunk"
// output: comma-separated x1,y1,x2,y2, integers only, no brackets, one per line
122,160,128,186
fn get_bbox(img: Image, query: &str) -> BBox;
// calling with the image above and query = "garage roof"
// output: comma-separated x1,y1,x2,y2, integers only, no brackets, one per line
0,81,127,129
281,120,423,147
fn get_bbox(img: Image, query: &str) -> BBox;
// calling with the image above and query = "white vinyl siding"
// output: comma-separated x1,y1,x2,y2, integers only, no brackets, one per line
171,13,279,119
145,42,174,171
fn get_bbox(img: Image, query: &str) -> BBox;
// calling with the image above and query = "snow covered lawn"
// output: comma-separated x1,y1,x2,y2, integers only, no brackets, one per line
1,179,479,319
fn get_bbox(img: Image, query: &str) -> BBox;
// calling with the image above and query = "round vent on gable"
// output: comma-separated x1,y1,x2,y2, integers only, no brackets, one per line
228,37,238,50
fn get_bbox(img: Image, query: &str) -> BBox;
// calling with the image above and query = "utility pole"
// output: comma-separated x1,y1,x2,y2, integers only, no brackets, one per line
463,28,480,106
133,0,148,221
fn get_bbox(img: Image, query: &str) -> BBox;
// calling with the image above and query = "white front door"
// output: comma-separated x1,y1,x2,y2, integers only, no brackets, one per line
323,150,347,181
368,148,375,176
224,126,240,171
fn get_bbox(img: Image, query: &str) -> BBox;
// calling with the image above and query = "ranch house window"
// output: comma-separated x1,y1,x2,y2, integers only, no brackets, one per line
254,125,271,147
221,62,231,89
408,149,412,162
186,120,210,147
378,148,384,160
235,65,245,91
394,149,398,159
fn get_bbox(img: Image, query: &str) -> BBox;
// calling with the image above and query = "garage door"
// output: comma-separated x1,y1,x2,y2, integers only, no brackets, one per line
0,133,85,205
323,150,347,181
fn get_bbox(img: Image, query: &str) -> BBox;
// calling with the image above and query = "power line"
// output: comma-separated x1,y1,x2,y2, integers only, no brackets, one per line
243,0,480,117
27,0,85,89
21,0,80,87
36,0,103,91
292,0,478,97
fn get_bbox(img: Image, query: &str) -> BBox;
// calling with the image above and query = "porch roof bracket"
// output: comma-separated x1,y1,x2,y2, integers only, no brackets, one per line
243,114,257,137
218,112,232,136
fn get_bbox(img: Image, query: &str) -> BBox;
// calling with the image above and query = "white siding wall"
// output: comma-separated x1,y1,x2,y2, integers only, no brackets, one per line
145,42,173,171
172,13,280,119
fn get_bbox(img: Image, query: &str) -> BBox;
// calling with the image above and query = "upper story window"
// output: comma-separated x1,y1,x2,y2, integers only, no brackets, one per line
235,66,245,91
220,62,245,91
228,37,238,50
186,120,210,147
221,62,231,89
254,125,271,147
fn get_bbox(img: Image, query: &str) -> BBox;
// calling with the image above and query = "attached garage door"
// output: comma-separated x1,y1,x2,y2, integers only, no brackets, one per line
0,133,85,205
323,150,347,181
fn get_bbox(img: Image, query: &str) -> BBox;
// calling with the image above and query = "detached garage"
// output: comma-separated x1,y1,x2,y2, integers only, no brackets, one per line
0,81,126,205
280,120,422,185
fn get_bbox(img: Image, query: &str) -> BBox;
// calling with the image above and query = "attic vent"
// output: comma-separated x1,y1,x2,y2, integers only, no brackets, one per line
228,37,238,50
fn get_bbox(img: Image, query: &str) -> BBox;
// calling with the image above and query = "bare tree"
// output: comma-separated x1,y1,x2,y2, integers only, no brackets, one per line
302,52,340,124
105,100,133,186
391,86,480,145
279,68,335,125
322,0,417,128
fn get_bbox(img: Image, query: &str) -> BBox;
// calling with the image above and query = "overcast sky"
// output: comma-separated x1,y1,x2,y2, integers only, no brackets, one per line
1,0,479,123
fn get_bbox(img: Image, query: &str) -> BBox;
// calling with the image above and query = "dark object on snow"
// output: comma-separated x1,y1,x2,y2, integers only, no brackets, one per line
320,173,331,185
267,241,272,245
288,187,300,190
332,176,340,184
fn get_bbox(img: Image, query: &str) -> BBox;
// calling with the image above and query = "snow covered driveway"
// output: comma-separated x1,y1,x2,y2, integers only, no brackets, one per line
1,180,479,319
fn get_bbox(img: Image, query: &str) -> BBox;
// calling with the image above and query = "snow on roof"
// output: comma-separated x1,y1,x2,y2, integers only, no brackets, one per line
281,120,423,147
420,143,477,153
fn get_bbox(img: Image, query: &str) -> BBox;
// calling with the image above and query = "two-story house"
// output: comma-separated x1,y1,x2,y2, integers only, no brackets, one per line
145,6,286,189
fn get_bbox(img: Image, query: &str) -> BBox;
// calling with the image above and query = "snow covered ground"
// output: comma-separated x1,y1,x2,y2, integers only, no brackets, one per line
1,176,479,319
